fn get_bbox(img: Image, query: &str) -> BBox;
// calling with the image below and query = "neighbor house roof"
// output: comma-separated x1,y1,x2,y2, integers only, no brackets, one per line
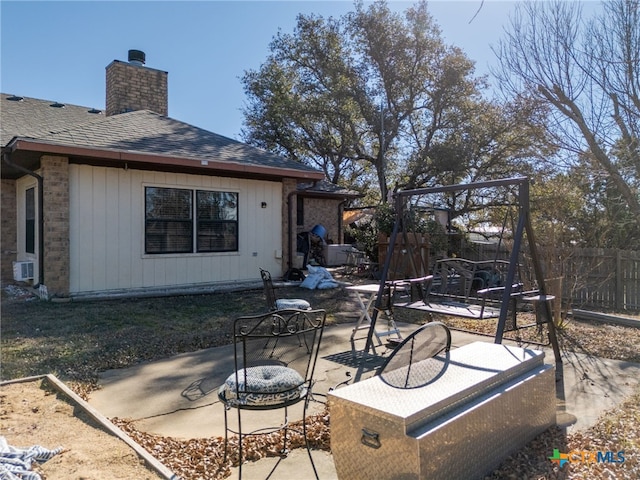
1,93,323,181
297,180,362,199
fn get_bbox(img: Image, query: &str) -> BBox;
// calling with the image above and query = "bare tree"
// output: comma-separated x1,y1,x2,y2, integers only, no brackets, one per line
493,0,640,229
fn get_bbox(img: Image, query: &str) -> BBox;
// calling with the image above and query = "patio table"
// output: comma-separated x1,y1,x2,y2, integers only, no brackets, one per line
346,284,402,351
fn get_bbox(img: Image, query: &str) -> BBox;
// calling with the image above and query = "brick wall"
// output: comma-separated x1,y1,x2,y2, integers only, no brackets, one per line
300,197,343,244
106,60,168,116
40,155,70,296
1,179,17,283
282,183,346,271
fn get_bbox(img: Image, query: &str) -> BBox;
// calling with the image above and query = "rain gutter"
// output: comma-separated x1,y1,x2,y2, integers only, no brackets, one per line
8,138,325,180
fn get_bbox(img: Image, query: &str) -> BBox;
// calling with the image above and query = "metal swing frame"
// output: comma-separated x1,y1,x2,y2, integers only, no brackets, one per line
366,177,562,365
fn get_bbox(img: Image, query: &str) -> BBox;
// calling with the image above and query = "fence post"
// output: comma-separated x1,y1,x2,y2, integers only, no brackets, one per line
615,250,623,311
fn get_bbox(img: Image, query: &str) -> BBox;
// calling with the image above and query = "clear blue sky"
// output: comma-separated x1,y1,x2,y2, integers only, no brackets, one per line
0,1,595,140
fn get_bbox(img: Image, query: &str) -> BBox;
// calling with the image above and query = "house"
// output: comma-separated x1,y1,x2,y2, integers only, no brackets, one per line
1,50,355,299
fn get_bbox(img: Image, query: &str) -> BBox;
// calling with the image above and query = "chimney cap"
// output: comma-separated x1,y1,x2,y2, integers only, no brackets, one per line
128,49,146,66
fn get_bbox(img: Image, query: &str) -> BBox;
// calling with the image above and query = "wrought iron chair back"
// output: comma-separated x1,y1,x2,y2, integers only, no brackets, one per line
260,268,278,310
218,308,327,479
260,268,311,311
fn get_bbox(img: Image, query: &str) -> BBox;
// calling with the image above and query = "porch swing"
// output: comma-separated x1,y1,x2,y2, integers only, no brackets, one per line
431,202,514,301
396,194,529,321
365,177,562,365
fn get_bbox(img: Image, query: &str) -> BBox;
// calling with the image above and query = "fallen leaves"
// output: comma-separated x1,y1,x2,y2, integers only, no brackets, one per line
112,409,331,480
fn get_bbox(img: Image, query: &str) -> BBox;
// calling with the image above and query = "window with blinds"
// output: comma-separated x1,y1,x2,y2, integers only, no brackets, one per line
145,187,193,254
196,191,238,252
145,187,239,254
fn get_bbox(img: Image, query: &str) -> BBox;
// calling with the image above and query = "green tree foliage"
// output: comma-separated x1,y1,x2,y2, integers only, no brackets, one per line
531,166,640,250
345,201,447,262
241,13,365,186
242,0,549,207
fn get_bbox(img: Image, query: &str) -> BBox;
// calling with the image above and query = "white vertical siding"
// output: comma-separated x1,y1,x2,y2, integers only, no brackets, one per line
69,165,283,295
70,166,94,289
117,169,133,287
91,168,107,289
104,169,120,290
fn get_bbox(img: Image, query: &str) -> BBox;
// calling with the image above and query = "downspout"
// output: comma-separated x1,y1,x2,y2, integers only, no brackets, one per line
338,200,347,243
3,152,45,286
287,189,298,272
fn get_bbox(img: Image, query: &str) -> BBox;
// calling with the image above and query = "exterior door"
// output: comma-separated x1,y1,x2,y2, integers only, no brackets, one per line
15,176,38,283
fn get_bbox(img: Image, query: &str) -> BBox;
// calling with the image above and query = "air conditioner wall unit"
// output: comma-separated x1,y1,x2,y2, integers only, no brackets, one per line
13,261,35,281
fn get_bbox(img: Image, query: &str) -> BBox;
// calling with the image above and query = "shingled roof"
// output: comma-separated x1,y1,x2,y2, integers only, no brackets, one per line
1,93,322,180
1,94,106,145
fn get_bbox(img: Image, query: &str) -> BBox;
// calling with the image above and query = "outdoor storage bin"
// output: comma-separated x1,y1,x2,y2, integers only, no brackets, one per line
328,341,555,480
323,244,354,267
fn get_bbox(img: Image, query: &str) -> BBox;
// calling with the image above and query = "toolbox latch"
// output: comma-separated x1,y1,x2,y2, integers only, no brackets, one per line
361,428,381,449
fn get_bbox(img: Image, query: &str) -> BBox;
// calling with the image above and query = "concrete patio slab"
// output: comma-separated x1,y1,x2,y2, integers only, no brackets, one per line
89,321,640,479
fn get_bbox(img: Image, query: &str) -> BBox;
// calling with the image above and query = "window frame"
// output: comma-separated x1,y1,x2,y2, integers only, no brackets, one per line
196,190,239,253
144,187,193,254
144,186,239,255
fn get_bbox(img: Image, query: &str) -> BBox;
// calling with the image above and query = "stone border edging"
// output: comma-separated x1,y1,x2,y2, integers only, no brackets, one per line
572,309,640,328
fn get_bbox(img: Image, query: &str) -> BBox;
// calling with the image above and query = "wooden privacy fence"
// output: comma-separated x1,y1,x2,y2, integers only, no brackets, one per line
378,233,429,280
545,248,640,313
424,231,640,312
461,242,639,313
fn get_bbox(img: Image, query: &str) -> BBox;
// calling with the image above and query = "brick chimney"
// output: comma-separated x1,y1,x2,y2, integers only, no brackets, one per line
105,50,168,117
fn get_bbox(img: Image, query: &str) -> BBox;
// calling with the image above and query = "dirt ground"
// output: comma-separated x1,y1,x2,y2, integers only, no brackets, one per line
0,378,166,480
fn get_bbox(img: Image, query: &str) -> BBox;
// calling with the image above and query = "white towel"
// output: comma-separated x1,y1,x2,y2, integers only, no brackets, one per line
0,436,63,480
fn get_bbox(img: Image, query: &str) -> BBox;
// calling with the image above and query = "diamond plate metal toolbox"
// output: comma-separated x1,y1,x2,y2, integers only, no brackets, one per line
328,341,556,480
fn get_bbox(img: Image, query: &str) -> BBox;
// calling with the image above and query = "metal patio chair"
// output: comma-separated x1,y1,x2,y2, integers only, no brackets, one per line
218,308,327,479
260,268,311,311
